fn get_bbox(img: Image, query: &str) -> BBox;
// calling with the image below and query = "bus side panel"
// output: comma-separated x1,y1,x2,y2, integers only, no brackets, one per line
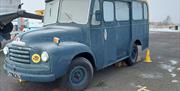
131,2,149,50
131,20,145,48
143,20,149,50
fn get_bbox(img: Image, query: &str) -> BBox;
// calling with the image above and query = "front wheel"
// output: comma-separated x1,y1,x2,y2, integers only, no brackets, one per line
125,44,138,66
62,57,93,91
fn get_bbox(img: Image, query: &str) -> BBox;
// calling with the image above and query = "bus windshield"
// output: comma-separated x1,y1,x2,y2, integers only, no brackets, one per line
44,0,91,25
58,0,91,24
44,0,60,25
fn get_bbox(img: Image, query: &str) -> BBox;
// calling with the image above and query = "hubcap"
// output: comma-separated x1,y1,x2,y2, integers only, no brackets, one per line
69,66,87,86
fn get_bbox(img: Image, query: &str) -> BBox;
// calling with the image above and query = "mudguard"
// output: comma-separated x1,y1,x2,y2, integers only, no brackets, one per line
36,42,96,78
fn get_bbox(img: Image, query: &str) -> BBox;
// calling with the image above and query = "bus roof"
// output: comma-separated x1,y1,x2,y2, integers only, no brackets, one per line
121,0,148,2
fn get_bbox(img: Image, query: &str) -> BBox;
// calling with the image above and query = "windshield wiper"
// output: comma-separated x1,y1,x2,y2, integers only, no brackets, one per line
45,0,53,3
64,12,74,23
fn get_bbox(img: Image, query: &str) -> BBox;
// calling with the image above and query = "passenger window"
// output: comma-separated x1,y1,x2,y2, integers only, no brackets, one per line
115,1,129,21
132,2,143,20
103,1,114,22
143,3,148,19
91,0,100,25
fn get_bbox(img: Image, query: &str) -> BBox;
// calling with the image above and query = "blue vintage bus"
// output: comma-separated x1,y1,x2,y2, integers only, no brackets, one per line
3,0,149,90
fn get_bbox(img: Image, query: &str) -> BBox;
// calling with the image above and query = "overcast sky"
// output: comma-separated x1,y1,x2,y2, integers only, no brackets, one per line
149,0,180,24
21,0,180,24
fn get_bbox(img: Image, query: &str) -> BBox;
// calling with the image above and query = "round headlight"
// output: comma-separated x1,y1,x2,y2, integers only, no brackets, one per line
41,51,49,62
32,54,41,63
3,46,9,55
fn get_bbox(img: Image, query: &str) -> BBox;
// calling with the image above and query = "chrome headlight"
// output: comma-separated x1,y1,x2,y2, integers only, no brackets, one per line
41,51,49,62
3,46,9,55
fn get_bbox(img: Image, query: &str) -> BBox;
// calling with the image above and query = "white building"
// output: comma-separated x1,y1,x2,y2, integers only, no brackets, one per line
0,0,21,14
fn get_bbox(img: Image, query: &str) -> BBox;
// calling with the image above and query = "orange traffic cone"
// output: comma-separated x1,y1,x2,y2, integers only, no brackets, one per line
144,49,152,63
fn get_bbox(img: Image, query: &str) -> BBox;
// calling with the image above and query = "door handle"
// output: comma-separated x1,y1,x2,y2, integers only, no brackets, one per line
104,29,107,40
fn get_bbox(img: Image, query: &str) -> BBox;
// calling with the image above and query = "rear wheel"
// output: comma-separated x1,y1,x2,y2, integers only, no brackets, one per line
61,57,93,91
125,44,138,66
0,36,3,49
0,42,1,49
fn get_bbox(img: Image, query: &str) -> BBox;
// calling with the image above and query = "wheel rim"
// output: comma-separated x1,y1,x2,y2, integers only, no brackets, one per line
131,46,138,62
69,66,87,86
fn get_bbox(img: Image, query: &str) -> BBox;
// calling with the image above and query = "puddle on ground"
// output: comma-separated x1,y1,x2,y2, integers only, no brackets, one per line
170,73,176,78
169,60,178,65
159,64,175,72
171,80,179,83
139,72,163,79
177,68,180,71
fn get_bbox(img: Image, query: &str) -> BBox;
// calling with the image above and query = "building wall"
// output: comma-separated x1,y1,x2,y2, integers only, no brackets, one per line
0,0,21,14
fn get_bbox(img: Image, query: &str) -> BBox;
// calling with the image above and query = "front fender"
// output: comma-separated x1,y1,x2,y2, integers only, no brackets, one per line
43,42,95,79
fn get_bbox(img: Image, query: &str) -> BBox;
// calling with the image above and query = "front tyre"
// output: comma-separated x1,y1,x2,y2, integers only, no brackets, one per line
125,44,138,66
62,57,93,91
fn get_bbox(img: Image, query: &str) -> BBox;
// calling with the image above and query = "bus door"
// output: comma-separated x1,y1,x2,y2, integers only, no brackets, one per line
102,1,117,66
115,1,131,59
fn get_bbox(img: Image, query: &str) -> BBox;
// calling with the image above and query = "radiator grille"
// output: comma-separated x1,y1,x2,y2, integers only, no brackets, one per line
9,45,31,64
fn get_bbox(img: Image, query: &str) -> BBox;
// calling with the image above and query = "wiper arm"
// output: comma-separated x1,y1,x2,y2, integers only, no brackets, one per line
64,12,74,23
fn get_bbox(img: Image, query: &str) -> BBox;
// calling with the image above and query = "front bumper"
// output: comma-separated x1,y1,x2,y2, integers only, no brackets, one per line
4,58,55,82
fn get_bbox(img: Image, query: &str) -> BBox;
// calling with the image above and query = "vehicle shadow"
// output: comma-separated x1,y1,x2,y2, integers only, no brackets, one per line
10,65,127,91
12,80,63,91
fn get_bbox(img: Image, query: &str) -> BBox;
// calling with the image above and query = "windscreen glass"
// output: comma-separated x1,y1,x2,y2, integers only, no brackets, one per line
44,0,59,25
58,0,91,24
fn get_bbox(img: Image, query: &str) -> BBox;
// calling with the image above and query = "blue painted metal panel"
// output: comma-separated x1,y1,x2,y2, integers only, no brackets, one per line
116,21,131,59
3,0,149,82
131,20,148,50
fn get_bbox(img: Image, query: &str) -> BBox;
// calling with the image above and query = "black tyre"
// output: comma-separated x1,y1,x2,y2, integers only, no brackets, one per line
0,42,1,49
62,57,93,91
125,44,138,66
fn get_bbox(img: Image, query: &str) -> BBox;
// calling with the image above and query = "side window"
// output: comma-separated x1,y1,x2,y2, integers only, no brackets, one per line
115,1,129,21
143,3,148,19
103,1,114,22
132,2,143,20
91,0,100,25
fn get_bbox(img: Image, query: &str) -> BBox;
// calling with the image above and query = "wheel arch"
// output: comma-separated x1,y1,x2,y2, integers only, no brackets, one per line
73,52,96,70
134,39,142,45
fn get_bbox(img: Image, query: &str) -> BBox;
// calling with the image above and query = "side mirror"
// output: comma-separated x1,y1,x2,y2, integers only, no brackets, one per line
95,10,102,21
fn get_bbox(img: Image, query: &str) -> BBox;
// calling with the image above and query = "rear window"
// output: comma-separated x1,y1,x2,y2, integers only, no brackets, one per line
143,3,148,19
132,2,143,20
